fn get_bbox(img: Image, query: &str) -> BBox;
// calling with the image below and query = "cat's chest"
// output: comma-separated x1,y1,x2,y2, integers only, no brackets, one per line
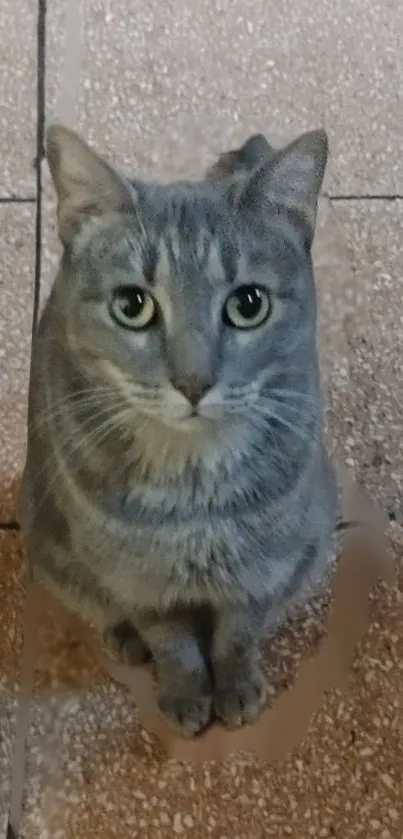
128,522,236,593
66,454,276,607
70,481,266,608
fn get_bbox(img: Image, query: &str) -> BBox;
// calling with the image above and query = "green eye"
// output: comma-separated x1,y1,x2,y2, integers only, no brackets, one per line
223,285,272,329
110,286,157,330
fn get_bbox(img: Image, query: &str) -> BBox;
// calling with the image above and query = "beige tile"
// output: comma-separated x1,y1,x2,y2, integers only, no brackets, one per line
319,0,403,196
332,199,403,521
0,0,37,196
46,0,321,181
0,205,35,521
0,531,25,832
46,0,403,195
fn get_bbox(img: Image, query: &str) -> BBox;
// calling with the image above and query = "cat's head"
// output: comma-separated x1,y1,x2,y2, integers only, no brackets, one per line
46,125,327,445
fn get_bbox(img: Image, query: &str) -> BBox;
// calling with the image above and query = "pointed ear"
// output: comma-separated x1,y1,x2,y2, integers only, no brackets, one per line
206,133,275,185
240,130,328,247
46,124,135,246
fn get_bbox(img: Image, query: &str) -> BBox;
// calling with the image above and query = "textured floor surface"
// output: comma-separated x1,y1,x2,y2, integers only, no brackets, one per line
1,0,403,837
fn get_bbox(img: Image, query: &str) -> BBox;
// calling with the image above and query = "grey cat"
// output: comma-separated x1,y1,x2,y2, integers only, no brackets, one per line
20,125,338,737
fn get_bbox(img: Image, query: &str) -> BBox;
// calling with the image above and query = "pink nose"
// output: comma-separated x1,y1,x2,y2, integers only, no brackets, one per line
171,376,213,406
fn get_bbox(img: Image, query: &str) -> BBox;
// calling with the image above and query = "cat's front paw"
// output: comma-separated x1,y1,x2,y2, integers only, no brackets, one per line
214,662,268,729
157,686,213,738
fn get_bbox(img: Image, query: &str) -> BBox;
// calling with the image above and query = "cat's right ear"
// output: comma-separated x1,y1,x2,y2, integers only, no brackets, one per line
236,130,328,249
46,124,135,246
206,134,275,185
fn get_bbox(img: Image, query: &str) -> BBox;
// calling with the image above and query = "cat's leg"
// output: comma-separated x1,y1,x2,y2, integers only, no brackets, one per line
134,613,213,738
211,601,269,729
29,546,148,664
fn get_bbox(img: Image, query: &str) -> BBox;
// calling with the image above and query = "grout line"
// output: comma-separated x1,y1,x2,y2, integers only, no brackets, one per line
6,5,47,839
0,194,403,208
2,194,401,205
0,522,21,531
0,197,36,204
2,194,400,205
32,0,47,339
328,193,403,201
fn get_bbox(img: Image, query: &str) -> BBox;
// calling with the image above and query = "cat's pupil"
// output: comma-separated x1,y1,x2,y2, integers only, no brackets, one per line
119,289,144,318
236,287,263,318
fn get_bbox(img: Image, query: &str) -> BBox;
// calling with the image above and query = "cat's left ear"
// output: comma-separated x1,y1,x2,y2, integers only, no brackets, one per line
238,130,328,248
47,124,136,246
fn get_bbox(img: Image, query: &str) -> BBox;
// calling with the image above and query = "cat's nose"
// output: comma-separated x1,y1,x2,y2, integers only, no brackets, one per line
171,376,213,407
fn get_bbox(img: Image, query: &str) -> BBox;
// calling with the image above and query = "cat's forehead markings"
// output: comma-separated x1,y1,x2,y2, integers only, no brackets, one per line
154,238,171,284
140,240,158,286
165,225,181,263
206,240,227,284
195,227,212,268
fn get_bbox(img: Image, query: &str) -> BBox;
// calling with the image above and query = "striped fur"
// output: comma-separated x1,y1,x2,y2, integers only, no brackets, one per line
21,127,338,736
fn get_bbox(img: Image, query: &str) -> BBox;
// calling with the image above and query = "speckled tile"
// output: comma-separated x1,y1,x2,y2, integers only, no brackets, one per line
46,0,403,195
0,531,26,834
8,3,403,832
331,199,403,524
0,0,37,196
0,205,35,521
15,551,403,838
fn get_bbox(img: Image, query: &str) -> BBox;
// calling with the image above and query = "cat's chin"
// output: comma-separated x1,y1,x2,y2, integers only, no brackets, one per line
175,415,209,433
165,413,215,435
145,411,223,449
135,411,223,468
135,410,225,459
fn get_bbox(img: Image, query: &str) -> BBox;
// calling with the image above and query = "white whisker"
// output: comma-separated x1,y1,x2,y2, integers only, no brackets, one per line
268,387,320,409
31,404,135,518
253,407,315,445
30,388,120,433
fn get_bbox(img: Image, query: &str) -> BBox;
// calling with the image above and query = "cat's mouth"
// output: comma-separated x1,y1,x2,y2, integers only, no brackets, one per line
140,393,227,434
164,406,219,434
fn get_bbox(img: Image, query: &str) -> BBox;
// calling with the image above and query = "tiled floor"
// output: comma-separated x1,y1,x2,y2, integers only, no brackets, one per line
1,0,403,836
